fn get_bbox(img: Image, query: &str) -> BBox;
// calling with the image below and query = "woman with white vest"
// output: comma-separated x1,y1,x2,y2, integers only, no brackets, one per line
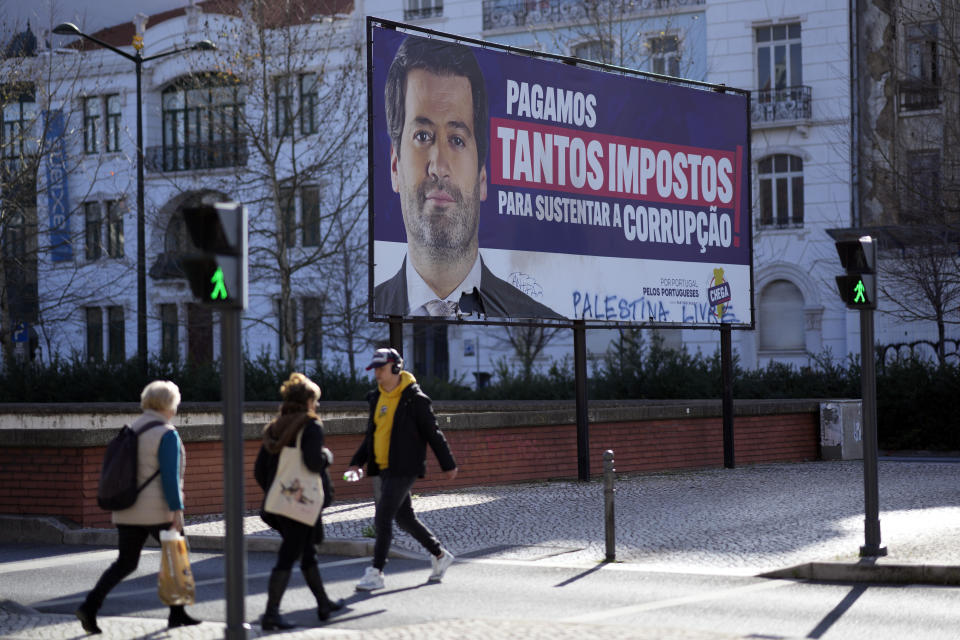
75,380,201,634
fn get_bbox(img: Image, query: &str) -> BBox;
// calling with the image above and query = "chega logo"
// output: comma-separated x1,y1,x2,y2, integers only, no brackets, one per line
707,268,731,320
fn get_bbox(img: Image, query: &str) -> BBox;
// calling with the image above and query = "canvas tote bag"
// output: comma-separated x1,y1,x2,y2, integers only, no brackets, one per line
263,429,324,525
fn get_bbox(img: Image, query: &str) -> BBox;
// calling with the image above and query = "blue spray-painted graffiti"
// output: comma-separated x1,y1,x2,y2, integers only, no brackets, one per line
572,290,742,323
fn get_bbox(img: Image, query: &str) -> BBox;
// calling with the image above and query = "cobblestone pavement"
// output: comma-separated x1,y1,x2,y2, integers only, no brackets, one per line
189,459,960,573
3,459,958,639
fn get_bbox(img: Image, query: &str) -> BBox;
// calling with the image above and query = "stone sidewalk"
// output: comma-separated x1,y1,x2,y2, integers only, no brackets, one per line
2,459,959,639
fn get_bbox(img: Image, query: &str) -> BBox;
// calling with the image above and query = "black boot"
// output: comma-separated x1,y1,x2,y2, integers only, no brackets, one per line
302,565,344,621
260,569,296,631
75,601,102,635
168,605,201,628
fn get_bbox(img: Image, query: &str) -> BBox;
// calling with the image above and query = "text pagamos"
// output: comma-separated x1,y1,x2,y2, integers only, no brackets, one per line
506,79,598,128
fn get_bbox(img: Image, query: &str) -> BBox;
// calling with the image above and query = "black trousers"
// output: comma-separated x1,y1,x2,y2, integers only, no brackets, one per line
372,473,441,570
84,524,168,611
273,516,319,572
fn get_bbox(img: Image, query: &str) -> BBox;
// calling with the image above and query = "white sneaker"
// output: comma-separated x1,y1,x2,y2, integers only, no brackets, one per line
428,548,455,582
355,566,385,591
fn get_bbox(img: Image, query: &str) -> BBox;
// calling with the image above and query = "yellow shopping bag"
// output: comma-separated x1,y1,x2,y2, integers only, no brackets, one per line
158,530,196,606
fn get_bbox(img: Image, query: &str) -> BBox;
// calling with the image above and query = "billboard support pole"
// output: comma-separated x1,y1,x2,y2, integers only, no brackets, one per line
389,315,403,357
721,323,735,468
574,320,589,480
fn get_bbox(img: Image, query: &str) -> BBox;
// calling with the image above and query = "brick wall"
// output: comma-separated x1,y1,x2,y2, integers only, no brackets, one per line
0,411,819,528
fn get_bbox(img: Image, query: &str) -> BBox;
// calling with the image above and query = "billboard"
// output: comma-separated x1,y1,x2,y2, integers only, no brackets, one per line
368,20,752,327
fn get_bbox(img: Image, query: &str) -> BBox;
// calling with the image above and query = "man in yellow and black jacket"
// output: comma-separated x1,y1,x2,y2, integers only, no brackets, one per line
346,347,458,591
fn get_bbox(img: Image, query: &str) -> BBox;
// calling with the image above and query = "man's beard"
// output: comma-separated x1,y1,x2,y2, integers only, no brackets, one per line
403,178,481,263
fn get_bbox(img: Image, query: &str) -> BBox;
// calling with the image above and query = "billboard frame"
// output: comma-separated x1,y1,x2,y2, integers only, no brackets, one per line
366,16,754,333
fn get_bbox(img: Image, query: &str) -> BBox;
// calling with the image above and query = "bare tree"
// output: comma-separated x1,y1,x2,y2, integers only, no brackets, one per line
855,0,960,361
1,10,131,366
170,0,367,367
492,324,565,380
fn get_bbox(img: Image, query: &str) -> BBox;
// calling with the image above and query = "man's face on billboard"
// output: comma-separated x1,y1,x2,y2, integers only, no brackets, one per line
391,68,487,262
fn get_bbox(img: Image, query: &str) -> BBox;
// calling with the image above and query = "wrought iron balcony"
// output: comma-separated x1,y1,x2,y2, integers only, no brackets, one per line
145,138,248,173
899,80,940,112
482,0,705,31
751,86,812,124
404,2,443,20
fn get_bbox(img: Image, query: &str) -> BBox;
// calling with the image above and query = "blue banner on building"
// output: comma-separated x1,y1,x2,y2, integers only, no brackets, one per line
44,110,71,262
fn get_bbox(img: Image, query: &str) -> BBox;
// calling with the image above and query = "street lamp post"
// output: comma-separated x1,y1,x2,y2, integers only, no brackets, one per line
53,22,214,371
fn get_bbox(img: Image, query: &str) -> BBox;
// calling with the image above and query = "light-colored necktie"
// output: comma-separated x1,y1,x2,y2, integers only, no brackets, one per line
424,299,458,316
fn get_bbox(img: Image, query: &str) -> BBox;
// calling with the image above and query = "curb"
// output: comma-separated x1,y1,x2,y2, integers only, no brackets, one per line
761,561,960,586
0,515,423,562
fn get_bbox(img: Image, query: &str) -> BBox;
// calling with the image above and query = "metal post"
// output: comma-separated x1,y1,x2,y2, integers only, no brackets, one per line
603,450,615,562
859,309,886,557
222,310,248,639
135,57,147,372
574,320,589,480
721,323,735,468
389,315,403,357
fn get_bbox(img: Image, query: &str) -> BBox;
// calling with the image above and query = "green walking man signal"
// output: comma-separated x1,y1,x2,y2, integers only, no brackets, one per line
834,235,877,310
181,202,248,310
210,266,228,300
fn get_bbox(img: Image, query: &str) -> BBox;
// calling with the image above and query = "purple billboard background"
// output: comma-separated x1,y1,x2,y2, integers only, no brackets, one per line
370,26,750,266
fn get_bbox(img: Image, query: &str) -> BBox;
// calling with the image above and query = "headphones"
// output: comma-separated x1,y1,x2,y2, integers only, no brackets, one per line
387,349,403,375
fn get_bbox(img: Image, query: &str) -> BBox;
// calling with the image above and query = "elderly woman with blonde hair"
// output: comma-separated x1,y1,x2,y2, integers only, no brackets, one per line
255,373,342,630
76,380,201,634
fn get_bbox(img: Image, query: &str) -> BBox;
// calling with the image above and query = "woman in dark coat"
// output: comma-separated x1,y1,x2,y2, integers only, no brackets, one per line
254,373,342,630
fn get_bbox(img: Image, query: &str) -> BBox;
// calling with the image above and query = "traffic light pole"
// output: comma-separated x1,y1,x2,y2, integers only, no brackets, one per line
859,308,886,557
222,309,249,639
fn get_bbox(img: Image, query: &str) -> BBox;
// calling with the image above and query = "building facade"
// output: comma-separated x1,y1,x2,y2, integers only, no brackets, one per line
2,0,956,382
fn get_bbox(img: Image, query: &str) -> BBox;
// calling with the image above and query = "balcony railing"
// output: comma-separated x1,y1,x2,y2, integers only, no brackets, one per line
899,81,940,112
482,0,705,31
404,2,443,20
751,86,812,124
145,138,248,173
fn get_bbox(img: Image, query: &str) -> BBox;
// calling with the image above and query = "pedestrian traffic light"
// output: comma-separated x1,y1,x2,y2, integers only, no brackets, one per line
835,235,877,310
181,202,247,310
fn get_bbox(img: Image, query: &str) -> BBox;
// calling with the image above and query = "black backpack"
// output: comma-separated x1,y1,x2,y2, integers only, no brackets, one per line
97,420,166,511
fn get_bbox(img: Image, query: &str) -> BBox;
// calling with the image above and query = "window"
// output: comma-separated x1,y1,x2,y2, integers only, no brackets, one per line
303,296,323,361
106,200,124,258
905,151,940,217
302,185,320,247
404,0,442,20
648,34,680,76
107,305,124,363
274,75,293,137
2,86,37,162
758,154,803,227
160,303,178,362
572,39,613,64
105,94,121,152
83,97,100,154
165,212,186,254
2,210,25,258
278,185,296,247
86,307,103,362
85,200,125,260
413,324,448,380
901,23,939,111
161,75,246,172
758,280,805,351
84,202,101,260
756,24,802,92
299,73,318,135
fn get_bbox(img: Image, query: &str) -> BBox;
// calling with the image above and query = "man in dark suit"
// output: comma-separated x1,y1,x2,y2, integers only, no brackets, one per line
374,35,562,319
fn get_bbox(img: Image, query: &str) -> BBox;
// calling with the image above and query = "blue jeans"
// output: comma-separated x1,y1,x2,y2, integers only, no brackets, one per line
372,472,441,570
